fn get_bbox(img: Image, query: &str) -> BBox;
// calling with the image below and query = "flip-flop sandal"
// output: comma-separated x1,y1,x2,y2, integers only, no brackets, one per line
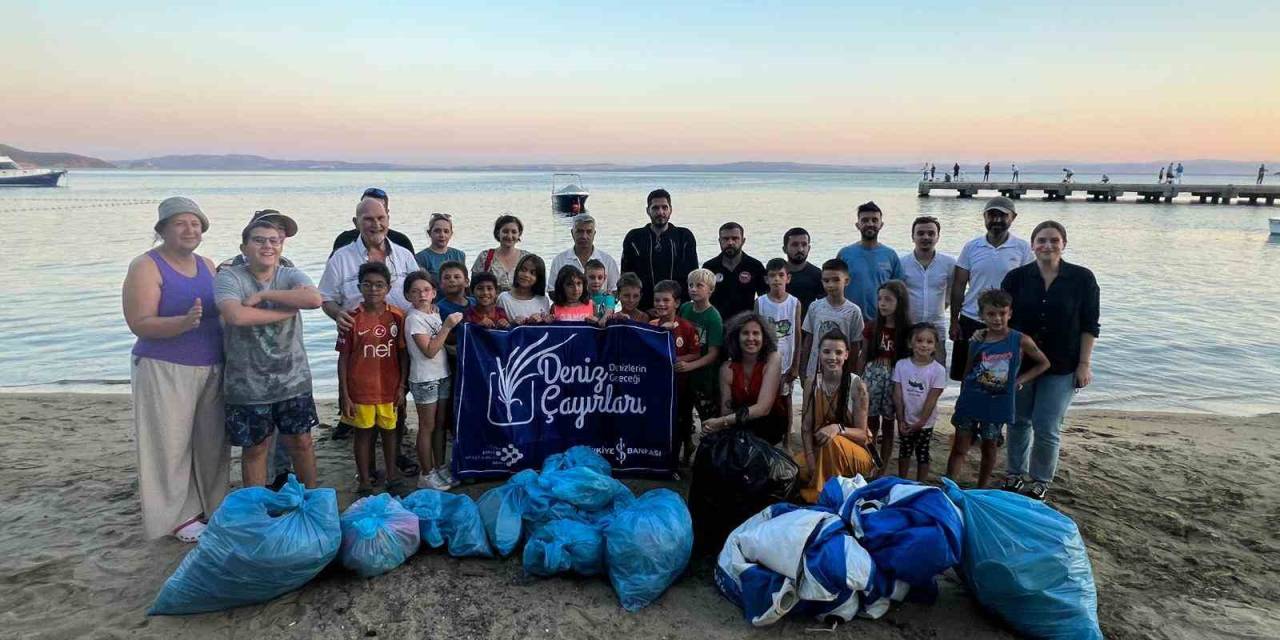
172,517,207,543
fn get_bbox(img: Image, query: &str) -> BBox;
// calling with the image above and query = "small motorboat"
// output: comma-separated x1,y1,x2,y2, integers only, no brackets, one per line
0,156,66,187
1270,217,1280,236
552,173,589,214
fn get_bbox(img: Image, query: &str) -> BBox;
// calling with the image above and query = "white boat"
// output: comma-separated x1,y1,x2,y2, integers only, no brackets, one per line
0,156,67,187
1270,217,1280,235
551,173,589,214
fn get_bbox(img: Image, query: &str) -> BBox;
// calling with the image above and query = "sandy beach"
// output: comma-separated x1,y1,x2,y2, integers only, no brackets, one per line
1,393,1277,640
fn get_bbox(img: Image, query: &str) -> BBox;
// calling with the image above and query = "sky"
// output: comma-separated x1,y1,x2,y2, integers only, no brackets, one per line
4,1,1278,165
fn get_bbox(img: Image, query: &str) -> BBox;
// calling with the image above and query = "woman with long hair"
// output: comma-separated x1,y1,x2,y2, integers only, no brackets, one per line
701,312,788,446
795,329,877,503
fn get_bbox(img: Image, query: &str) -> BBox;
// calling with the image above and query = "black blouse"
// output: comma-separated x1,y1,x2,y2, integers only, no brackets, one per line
1001,260,1100,375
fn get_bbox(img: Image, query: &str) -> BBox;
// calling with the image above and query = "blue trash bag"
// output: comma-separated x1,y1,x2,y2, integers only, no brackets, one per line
941,478,1102,640
401,489,493,558
541,445,613,476
542,466,629,511
477,469,538,556
522,519,606,577
604,488,694,611
149,475,340,615
339,493,421,578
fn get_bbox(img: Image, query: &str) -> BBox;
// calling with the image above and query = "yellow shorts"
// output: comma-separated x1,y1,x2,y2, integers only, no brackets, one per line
346,403,397,430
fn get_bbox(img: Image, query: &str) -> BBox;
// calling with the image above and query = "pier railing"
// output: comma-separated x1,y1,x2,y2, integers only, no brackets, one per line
917,181,1279,205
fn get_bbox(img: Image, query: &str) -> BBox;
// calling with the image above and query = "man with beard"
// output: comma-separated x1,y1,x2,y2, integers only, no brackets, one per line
949,196,1034,380
621,188,699,310
703,221,767,321
837,201,904,321
782,227,823,316
901,216,956,365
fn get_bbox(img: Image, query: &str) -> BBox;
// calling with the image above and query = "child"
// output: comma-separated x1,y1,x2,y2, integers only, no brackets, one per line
337,262,407,495
892,323,948,481
464,272,510,328
585,259,617,321
649,280,701,467
945,289,1049,488
614,272,650,323
677,268,724,460
756,258,801,450
435,261,474,319
550,265,595,321
497,254,551,323
403,271,463,490
795,329,876,503
799,259,865,389
858,280,911,470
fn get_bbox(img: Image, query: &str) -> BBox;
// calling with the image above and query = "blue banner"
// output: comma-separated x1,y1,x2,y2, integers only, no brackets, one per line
452,321,676,478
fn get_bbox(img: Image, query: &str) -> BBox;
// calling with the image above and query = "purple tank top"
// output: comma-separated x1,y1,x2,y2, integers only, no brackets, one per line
131,250,223,366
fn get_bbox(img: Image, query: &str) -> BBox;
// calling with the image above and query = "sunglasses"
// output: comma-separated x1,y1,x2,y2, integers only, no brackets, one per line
362,187,388,200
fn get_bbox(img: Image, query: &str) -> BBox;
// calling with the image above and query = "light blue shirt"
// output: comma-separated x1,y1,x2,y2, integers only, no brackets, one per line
837,243,904,320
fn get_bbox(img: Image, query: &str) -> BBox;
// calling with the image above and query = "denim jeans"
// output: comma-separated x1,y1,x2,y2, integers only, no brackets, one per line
1007,373,1076,483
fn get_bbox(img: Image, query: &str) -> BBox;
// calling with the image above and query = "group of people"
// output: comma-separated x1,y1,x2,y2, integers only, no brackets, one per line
922,162,1018,183
122,187,1099,543
1157,162,1186,184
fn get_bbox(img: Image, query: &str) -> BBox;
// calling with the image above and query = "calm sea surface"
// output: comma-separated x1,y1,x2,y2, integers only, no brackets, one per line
2,170,1278,415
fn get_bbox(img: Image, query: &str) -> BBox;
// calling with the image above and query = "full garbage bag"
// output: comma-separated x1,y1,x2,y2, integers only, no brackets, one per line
541,445,613,476
688,428,798,552
522,519,606,577
604,489,693,611
477,469,538,556
401,489,493,558
339,493,421,577
942,478,1102,640
149,475,340,615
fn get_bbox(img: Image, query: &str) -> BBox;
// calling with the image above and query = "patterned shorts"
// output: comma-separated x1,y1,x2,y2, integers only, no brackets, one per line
950,415,1006,446
225,394,319,447
864,361,895,418
898,428,934,464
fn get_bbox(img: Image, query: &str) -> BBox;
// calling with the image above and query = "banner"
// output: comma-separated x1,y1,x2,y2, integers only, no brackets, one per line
452,321,676,478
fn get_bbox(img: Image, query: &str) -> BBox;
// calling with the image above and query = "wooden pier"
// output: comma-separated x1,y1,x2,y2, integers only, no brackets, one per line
918,181,1280,205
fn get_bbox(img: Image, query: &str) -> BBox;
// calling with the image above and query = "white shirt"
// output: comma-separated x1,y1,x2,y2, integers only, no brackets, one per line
497,291,551,322
900,250,957,325
891,358,948,429
405,309,450,383
319,237,420,311
755,293,800,373
955,234,1033,321
547,247,620,294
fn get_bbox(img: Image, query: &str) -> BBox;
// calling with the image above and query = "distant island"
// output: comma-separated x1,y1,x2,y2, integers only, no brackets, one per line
3,143,1272,176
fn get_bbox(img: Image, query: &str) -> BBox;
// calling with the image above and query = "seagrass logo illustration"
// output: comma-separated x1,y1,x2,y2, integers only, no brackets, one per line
488,332,576,426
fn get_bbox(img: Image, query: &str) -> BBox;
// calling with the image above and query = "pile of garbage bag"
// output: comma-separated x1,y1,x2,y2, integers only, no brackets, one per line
689,428,799,553
149,475,341,615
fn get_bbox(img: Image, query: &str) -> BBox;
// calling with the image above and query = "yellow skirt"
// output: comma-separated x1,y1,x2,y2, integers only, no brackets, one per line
794,437,877,504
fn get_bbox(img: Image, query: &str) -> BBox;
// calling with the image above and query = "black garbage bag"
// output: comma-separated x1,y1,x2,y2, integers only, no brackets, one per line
688,428,798,553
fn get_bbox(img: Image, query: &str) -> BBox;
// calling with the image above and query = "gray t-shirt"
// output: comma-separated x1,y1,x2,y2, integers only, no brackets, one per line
800,297,865,378
215,264,314,405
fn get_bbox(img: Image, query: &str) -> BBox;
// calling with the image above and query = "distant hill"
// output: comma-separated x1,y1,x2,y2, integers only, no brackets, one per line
0,144,115,169
118,154,407,171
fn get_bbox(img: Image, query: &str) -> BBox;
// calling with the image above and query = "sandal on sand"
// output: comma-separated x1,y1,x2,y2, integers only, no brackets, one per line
1001,476,1025,493
1029,481,1049,501
172,517,207,543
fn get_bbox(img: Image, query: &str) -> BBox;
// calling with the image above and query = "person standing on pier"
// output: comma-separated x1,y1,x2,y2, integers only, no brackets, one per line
983,162,990,182
1158,167,1165,183
1176,162,1184,184
1259,164,1267,185
930,164,936,180
953,163,960,180
1011,164,1020,182
949,196,1033,381
838,201,904,322
1166,163,1175,184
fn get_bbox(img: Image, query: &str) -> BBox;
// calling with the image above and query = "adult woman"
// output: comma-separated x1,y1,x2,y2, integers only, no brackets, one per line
701,313,787,446
471,213,530,292
415,212,466,281
1000,220,1100,500
121,197,229,542
794,329,876,503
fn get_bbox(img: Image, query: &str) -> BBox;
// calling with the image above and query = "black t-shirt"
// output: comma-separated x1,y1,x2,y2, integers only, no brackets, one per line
330,228,415,257
786,262,824,317
704,253,767,323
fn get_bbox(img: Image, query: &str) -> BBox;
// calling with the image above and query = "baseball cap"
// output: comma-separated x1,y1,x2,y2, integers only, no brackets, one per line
983,196,1017,216
155,196,209,233
248,208,298,237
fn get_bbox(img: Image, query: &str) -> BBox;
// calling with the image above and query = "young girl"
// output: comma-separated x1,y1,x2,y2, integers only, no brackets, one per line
794,329,876,503
549,266,595,322
403,272,463,490
496,254,550,323
892,323,948,481
858,280,911,473
464,272,510,328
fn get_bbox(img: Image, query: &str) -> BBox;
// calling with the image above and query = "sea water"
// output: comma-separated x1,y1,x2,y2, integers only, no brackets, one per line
1,169,1277,415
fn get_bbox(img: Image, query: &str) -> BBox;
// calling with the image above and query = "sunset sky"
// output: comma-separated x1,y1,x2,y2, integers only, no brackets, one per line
5,1,1278,165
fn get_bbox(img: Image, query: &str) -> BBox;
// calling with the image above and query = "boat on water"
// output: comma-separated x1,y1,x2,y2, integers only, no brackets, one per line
551,173,589,214
1270,218,1280,236
0,156,66,187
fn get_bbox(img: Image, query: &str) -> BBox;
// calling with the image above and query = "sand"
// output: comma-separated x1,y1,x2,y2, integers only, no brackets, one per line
1,393,1277,640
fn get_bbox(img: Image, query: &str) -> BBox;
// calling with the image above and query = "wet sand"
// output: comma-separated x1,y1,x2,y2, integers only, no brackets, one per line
1,393,1277,639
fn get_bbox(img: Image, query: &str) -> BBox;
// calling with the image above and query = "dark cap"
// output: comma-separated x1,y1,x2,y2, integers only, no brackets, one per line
247,208,298,237
983,196,1017,217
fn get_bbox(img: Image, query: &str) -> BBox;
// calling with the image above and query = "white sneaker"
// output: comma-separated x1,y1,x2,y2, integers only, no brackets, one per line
417,472,448,490
435,466,459,489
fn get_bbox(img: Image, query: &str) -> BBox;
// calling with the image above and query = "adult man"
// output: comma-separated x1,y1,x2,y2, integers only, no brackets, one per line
331,187,415,256
949,196,1034,380
900,216,956,365
837,201,904,321
215,212,321,488
953,163,961,179
1176,162,1184,184
1259,163,1267,185
983,162,991,182
1012,163,1020,182
621,188,699,310
548,214,620,293
782,227,823,316
703,222,767,321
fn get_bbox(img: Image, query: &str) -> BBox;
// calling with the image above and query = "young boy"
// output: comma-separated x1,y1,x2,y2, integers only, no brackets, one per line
614,272,649,322
756,258,802,450
585,259,617,322
799,259,865,388
435,261,474,319
945,289,1048,490
337,262,408,494
677,268,723,459
465,272,510,328
650,279,701,468
892,323,948,481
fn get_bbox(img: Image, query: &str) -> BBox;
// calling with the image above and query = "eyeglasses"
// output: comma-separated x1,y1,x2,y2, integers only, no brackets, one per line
359,281,389,290
362,187,388,200
249,236,283,247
